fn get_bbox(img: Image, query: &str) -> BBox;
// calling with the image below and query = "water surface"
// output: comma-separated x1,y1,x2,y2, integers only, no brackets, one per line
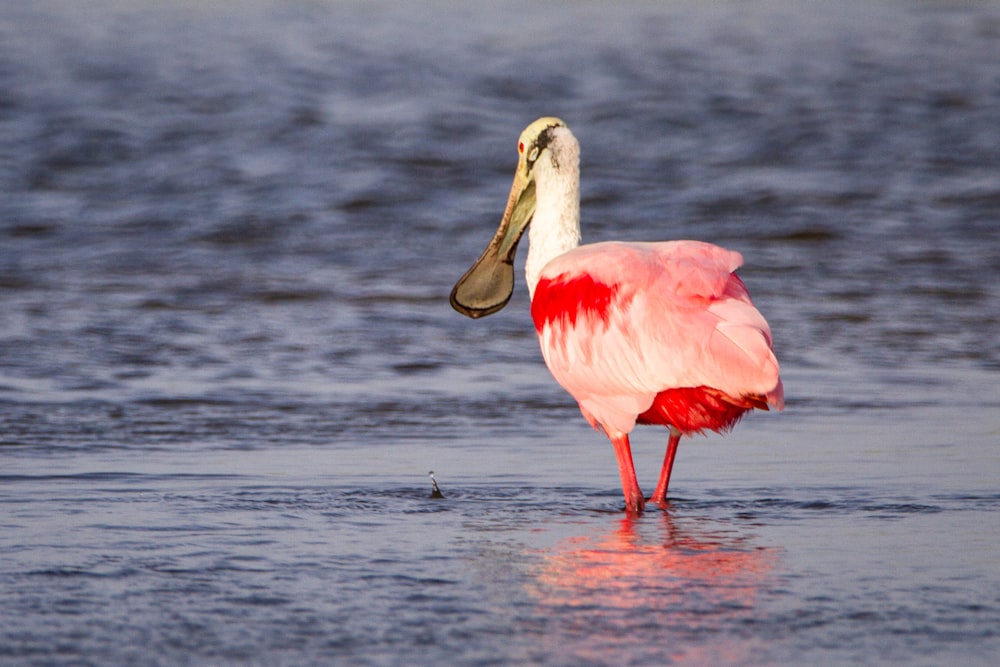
2,0,999,664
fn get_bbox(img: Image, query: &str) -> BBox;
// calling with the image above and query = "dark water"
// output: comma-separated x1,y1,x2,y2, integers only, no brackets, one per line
2,0,1000,664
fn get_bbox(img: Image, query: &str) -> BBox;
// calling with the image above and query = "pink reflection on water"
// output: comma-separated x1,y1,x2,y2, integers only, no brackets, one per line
528,510,780,664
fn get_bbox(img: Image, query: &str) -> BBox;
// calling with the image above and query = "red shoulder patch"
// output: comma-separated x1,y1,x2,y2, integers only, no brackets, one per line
531,273,620,333
636,386,767,434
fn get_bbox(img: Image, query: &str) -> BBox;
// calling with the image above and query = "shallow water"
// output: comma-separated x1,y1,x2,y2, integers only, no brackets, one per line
2,0,1000,664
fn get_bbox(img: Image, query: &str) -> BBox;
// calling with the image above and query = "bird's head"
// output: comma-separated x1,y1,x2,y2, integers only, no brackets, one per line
450,117,567,318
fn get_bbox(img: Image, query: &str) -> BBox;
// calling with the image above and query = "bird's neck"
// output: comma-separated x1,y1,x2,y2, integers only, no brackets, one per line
525,147,581,298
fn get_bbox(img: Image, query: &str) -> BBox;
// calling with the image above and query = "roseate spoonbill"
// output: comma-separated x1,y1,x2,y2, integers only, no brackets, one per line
450,117,783,513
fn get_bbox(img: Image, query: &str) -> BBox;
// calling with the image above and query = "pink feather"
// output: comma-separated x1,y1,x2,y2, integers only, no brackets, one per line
531,240,782,438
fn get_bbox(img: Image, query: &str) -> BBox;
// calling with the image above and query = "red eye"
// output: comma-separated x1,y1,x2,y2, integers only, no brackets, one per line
518,141,524,153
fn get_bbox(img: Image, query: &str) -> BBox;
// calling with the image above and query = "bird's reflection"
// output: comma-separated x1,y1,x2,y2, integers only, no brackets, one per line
527,508,779,663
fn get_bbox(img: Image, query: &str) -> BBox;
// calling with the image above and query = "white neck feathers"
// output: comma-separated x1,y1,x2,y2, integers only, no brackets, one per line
525,127,581,298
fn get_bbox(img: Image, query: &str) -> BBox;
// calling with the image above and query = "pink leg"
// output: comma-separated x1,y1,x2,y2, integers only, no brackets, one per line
650,428,681,507
611,434,645,514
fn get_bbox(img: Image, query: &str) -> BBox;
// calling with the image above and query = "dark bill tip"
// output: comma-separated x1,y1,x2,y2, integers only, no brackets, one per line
449,248,515,318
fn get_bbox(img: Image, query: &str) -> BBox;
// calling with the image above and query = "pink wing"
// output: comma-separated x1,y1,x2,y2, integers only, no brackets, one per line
531,241,782,437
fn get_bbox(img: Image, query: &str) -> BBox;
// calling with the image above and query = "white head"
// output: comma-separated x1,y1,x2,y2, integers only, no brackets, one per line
450,117,581,317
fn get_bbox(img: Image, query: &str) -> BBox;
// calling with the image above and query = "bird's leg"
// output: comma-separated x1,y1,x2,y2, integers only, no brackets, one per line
611,434,645,514
650,427,682,507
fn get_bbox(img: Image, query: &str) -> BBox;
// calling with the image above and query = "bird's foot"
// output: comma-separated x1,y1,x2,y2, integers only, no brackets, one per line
648,491,669,509
624,491,646,515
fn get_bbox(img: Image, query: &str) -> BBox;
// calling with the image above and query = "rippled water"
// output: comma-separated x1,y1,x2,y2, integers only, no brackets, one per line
2,0,1000,665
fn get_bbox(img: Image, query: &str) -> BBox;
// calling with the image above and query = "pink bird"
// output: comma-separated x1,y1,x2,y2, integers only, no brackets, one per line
450,117,783,513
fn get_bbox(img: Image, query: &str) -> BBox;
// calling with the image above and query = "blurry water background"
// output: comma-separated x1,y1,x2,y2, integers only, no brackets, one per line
2,0,999,665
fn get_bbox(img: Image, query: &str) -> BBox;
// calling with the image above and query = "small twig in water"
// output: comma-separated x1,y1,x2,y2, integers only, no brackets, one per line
428,471,445,499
